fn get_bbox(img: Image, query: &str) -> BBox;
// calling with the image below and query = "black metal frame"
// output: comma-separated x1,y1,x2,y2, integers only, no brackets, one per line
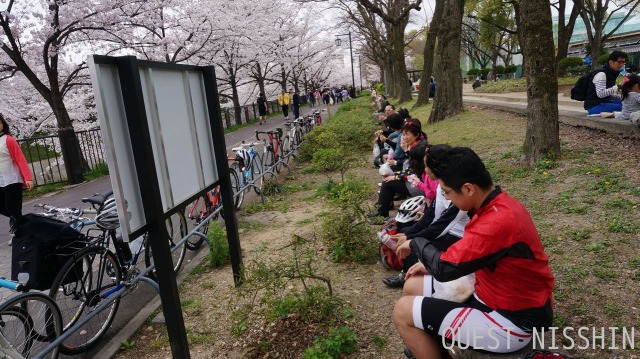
91,55,243,358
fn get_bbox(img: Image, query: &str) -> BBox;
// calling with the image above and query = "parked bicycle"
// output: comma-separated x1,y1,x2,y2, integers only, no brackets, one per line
34,192,186,354
0,278,62,359
256,128,285,174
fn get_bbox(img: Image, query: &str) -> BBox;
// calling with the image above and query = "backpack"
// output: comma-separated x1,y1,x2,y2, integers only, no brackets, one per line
378,220,403,270
570,69,600,101
523,350,571,359
11,214,87,290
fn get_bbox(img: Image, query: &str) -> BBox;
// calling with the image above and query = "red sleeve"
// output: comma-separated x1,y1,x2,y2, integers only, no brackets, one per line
6,136,33,182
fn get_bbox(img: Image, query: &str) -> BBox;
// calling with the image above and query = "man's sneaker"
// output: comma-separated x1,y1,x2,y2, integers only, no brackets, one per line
383,272,405,288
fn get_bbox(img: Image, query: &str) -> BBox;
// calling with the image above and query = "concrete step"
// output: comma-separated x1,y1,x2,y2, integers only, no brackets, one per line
463,92,581,109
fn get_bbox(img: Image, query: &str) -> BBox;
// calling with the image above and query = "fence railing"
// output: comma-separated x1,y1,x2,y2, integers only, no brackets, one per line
18,128,106,188
20,96,311,188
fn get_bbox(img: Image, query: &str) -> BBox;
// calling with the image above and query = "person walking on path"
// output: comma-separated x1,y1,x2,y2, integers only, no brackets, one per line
257,92,268,125
308,90,315,108
278,91,291,120
292,89,301,119
0,114,33,245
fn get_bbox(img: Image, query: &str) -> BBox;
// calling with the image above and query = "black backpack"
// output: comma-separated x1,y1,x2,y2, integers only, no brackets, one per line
11,214,87,290
570,69,600,101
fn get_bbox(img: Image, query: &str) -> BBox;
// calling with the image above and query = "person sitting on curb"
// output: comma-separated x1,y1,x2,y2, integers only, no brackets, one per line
584,50,627,115
370,144,435,224
393,147,555,359
620,74,640,126
387,119,426,172
382,145,470,288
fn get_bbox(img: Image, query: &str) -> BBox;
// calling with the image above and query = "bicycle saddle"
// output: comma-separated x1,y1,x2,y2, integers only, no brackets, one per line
82,190,114,206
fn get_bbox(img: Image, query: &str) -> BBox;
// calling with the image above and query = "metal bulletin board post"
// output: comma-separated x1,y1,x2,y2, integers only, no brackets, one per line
89,55,243,358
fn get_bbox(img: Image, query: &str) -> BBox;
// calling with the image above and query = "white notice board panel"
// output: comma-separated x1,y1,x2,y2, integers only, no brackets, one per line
88,57,219,240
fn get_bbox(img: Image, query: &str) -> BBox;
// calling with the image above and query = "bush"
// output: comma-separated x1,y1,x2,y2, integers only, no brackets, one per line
207,221,230,267
597,53,609,65
373,82,385,94
495,65,505,75
480,68,491,76
303,326,358,359
565,65,589,76
504,64,517,74
359,89,371,97
559,57,585,71
467,68,479,76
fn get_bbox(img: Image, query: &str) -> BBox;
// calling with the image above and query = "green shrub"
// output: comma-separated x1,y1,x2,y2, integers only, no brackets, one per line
303,327,358,359
504,64,517,74
467,68,479,76
495,65,505,75
373,82,385,94
322,209,377,263
597,53,609,65
207,221,230,267
267,286,342,323
359,90,371,97
559,57,585,70
480,68,491,76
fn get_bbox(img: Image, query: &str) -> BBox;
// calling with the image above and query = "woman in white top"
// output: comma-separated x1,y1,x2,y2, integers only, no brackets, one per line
0,114,33,237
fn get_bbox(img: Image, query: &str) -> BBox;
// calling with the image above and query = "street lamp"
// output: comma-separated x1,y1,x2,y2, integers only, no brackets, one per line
358,55,363,89
335,32,356,91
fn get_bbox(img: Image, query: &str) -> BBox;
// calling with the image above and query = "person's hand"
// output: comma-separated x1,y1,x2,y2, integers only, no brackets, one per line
405,262,428,281
387,159,396,166
395,238,411,260
379,135,387,142
383,175,396,183
25,180,34,190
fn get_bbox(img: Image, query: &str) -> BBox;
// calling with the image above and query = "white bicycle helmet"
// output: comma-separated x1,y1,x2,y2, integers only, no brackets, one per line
236,149,251,167
395,196,426,223
96,198,120,230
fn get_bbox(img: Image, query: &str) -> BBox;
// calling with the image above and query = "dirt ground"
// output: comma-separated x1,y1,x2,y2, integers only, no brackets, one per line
114,108,640,359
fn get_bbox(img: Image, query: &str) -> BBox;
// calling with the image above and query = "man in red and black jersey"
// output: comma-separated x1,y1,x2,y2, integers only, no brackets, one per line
393,147,555,359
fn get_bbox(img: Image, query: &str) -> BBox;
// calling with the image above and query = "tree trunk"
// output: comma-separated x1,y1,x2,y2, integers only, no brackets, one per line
390,23,412,103
429,0,465,124
518,0,561,166
49,94,85,184
415,0,444,107
555,1,580,63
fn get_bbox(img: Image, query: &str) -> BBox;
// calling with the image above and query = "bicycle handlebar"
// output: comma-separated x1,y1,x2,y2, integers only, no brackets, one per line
255,128,283,141
35,204,83,217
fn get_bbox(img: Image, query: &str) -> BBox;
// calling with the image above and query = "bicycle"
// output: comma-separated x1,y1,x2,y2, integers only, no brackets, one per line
313,109,323,126
0,278,63,359
184,185,225,251
283,119,304,162
230,141,265,196
36,193,186,354
256,128,285,174
36,196,186,283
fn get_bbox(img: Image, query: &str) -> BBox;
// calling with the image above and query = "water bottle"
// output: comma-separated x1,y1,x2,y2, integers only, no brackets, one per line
407,174,417,187
379,232,398,250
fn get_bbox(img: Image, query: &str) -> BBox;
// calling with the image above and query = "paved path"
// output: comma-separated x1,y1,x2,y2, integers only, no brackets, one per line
461,83,640,138
0,104,335,359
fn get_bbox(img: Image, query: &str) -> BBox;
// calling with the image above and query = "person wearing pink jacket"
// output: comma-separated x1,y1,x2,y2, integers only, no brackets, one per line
0,114,33,240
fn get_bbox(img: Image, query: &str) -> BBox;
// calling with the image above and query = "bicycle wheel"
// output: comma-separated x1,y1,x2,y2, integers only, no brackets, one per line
229,165,244,210
281,136,291,164
262,148,277,182
0,292,63,359
49,245,120,355
249,153,264,195
145,211,188,282
184,195,211,250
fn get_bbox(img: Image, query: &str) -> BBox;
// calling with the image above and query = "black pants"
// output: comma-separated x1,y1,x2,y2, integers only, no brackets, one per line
0,183,24,229
282,105,289,118
293,105,300,119
377,180,413,217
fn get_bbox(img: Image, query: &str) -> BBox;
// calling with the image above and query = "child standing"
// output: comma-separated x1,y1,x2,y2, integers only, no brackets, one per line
621,74,640,126
0,113,33,244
